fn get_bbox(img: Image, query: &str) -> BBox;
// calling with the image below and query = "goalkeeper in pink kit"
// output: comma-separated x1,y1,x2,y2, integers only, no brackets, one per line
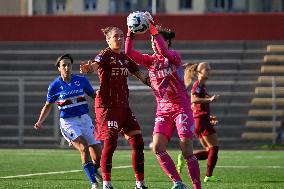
125,13,201,189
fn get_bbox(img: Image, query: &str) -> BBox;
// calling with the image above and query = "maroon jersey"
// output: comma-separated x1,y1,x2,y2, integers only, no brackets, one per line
191,80,210,118
94,47,139,108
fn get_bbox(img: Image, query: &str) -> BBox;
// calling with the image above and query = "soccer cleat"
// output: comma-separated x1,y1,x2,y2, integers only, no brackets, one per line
171,182,188,189
176,154,186,174
204,175,220,183
135,186,148,189
91,182,99,189
103,186,113,189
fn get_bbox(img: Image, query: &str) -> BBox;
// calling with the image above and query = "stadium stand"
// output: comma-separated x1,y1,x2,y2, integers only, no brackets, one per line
248,109,284,117
243,45,284,145
258,76,284,84
0,41,283,149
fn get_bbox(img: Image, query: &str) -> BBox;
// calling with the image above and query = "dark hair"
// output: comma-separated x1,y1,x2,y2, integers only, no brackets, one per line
55,54,73,67
101,27,122,40
157,25,175,47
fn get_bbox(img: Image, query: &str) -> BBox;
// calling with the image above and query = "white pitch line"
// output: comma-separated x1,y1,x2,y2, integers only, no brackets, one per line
0,165,132,179
0,170,82,179
0,165,281,179
216,165,282,169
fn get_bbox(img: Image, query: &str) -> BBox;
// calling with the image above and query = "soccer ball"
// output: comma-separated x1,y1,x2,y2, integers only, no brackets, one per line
127,11,149,34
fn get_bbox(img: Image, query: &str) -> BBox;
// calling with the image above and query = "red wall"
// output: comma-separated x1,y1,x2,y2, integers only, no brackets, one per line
0,13,284,41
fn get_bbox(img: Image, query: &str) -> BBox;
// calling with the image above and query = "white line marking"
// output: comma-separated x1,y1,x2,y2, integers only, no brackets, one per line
113,165,132,169
0,164,281,179
0,165,132,179
216,165,281,168
0,170,82,179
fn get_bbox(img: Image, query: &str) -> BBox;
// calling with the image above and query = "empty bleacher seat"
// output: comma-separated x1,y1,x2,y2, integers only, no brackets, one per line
255,87,284,95
264,55,284,62
251,98,284,105
248,109,284,117
245,120,282,128
242,132,278,140
258,76,284,84
261,65,284,73
267,45,284,52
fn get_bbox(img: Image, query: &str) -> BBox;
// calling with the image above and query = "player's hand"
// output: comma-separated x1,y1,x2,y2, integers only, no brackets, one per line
34,121,42,130
127,27,135,39
210,115,219,126
80,60,93,74
143,11,154,25
68,141,73,147
210,95,219,102
143,12,158,36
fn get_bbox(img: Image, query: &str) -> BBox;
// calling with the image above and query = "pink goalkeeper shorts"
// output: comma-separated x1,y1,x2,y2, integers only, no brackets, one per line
153,107,194,140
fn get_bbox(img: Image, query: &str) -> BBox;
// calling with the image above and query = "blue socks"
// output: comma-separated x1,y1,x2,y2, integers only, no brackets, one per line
83,162,97,184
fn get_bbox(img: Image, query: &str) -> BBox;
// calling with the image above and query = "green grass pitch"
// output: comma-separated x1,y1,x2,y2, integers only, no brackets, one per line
0,149,283,189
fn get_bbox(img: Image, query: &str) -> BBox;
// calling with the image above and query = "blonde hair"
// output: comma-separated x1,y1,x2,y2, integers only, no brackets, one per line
183,62,209,87
183,62,198,88
197,62,209,72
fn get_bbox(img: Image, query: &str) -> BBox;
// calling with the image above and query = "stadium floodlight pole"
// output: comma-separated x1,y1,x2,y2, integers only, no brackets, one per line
27,0,33,16
152,0,156,15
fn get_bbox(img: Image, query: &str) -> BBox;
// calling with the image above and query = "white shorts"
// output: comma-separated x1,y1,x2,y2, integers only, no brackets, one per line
59,114,101,145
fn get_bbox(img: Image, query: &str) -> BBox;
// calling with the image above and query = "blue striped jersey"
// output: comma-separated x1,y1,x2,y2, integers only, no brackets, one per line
47,74,94,118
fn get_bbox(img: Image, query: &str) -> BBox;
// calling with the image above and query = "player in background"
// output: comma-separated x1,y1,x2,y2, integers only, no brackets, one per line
125,14,201,189
34,54,101,189
177,62,220,183
80,27,149,189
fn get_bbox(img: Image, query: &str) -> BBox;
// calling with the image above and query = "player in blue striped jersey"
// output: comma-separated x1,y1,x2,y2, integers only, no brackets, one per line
34,54,101,189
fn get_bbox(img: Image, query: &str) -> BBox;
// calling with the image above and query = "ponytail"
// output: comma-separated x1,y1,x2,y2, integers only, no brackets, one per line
184,63,198,88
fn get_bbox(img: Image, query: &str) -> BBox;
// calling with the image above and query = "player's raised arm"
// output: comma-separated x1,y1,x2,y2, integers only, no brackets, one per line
125,27,153,67
146,15,180,65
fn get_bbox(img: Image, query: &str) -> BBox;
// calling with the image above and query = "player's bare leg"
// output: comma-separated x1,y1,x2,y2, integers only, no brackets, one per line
89,144,102,182
72,136,98,187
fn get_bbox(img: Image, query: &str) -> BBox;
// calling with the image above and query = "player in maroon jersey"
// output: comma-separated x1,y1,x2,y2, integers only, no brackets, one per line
80,27,149,189
177,62,220,183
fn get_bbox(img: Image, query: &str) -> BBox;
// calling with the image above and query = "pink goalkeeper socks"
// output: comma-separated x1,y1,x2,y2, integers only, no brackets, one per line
155,151,182,183
185,155,202,189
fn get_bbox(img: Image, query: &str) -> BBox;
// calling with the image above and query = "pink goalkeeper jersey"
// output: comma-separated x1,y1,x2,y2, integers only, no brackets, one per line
125,35,190,111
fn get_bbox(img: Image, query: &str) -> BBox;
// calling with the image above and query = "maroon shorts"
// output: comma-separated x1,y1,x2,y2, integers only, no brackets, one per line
194,116,216,138
95,107,141,140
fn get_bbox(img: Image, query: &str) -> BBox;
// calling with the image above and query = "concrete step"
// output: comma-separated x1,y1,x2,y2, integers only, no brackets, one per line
211,103,252,114
0,41,268,51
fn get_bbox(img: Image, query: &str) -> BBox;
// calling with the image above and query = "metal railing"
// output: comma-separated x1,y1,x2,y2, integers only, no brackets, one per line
0,77,60,147
0,76,152,147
